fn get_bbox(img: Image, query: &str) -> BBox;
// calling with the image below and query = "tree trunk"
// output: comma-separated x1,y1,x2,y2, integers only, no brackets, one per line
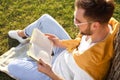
106,25,120,80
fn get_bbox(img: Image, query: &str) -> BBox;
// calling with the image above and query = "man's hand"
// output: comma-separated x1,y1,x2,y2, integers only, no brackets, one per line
37,59,52,75
37,59,64,80
45,34,65,48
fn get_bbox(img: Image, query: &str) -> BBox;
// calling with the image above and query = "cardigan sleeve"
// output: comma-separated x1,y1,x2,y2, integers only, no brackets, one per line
61,34,82,53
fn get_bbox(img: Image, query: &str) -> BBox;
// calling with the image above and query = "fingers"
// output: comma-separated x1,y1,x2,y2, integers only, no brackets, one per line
45,34,55,37
45,34,58,42
45,34,56,39
44,33,61,47
38,59,47,67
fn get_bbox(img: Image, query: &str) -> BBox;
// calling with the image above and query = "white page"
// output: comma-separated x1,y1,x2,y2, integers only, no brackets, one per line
27,28,53,64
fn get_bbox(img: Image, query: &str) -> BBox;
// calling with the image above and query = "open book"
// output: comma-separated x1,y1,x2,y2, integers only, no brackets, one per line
27,28,53,64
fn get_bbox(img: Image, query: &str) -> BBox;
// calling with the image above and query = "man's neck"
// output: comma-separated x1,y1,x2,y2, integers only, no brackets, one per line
90,25,110,43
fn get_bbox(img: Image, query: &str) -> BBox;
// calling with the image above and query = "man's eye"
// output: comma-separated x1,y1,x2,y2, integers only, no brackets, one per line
76,19,81,23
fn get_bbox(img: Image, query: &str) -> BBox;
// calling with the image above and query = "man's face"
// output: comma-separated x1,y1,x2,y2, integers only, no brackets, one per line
74,8,93,35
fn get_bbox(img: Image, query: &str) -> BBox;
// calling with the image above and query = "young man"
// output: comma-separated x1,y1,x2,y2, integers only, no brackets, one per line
8,0,119,80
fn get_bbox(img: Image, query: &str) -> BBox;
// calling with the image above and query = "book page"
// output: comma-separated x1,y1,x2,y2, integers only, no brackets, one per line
27,28,53,64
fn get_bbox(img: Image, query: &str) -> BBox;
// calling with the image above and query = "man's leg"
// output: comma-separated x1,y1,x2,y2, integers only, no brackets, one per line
9,14,71,55
24,14,71,58
8,58,50,80
8,14,71,79
24,14,70,39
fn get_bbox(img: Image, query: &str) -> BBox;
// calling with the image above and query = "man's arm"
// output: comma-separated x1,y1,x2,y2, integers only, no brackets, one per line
37,59,64,80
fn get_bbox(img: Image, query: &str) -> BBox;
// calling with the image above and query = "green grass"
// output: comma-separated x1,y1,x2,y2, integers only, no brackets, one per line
0,0,120,80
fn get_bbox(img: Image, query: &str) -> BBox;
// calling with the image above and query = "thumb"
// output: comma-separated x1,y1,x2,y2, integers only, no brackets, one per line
38,59,46,66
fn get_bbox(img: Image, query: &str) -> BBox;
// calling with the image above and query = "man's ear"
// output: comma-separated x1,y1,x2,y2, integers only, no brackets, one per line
91,22,100,31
